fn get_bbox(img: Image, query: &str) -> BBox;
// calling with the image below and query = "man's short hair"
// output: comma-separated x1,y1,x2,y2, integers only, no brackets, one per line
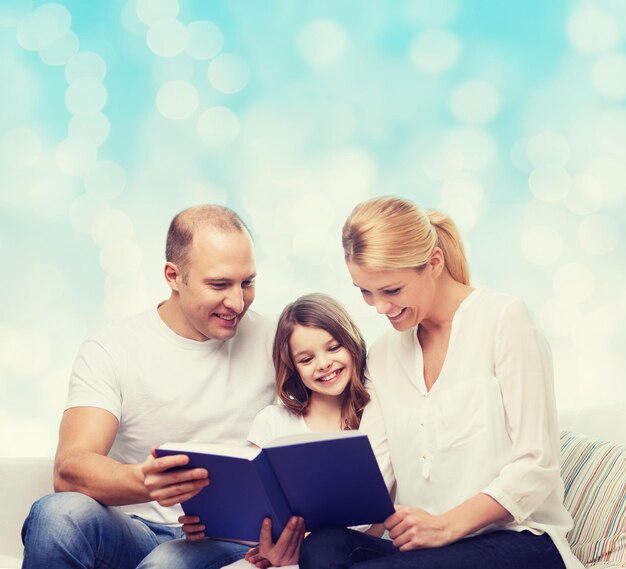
165,205,251,280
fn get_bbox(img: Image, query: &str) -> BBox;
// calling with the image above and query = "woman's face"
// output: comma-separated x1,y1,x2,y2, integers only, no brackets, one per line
347,261,437,331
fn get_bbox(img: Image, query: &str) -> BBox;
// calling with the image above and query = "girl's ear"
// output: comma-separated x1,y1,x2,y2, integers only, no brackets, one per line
429,246,445,278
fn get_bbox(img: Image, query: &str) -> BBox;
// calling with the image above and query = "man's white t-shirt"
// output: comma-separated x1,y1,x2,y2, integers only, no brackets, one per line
366,287,584,569
66,307,276,524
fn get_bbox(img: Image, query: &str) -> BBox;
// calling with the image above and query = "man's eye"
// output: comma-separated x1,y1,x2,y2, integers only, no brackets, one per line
211,284,227,289
242,280,255,288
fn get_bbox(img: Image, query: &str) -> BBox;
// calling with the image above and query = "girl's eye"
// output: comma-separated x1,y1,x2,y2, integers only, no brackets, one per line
329,344,341,352
299,357,312,364
384,288,400,295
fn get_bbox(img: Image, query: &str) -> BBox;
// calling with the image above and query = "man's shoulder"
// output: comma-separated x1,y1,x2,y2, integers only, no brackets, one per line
83,308,154,350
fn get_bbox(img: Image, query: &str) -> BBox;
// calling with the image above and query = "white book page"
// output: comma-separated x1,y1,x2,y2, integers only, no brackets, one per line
159,442,260,460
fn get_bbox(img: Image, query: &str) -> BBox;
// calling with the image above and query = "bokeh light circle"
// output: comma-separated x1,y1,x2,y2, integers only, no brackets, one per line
68,113,110,147
528,166,571,203
91,208,135,247
156,80,198,120
146,18,187,58
135,0,179,26
65,78,107,116
0,0,32,28
567,6,620,55
578,214,619,255
527,131,570,167
39,29,79,66
185,20,223,60
564,175,603,215
539,297,581,337
449,80,500,125
197,106,240,148
409,29,460,74
443,128,496,171
15,2,71,51
207,53,251,94
65,51,107,82
1,127,41,168
297,19,349,68
553,263,595,303
591,53,626,100
56,136,98,176
521,225,563,265
84,160,127,200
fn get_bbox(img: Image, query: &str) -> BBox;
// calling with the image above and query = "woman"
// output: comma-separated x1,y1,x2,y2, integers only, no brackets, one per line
299,197,582,569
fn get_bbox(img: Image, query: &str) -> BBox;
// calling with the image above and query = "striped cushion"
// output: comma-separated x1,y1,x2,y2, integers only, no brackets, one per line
560,430,626,568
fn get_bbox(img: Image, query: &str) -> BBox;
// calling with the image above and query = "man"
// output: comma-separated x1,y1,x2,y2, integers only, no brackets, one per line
21,205,277,568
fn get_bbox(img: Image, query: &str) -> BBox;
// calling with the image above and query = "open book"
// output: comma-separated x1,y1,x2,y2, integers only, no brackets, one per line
156,430,394,542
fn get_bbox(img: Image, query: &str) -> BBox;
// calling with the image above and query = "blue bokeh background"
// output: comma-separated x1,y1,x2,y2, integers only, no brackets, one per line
1,0,625,456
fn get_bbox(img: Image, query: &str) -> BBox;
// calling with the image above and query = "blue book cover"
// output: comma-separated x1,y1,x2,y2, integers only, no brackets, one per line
156,431,394,542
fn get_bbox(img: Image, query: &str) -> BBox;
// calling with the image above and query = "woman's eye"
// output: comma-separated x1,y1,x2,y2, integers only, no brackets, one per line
384,288,400,295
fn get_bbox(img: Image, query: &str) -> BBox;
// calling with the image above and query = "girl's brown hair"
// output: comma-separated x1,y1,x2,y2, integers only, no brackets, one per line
273,293,370,430
342,196,470,285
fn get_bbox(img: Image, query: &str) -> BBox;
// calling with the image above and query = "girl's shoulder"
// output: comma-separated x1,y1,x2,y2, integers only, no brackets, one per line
254,402,303,426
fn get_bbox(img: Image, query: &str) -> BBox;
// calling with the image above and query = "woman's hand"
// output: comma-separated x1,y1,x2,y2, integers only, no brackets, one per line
179,514,206,541
384,506,455,551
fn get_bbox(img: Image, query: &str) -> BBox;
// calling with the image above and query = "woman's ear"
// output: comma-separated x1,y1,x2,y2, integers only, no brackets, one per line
429,247,445,278
164,261,181,291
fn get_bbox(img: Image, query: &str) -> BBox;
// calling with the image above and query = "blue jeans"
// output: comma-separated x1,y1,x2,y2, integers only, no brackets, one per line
299,527,567,569
21,492,248,569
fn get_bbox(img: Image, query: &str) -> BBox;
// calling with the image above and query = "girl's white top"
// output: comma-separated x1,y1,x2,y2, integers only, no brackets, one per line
365,287,583,569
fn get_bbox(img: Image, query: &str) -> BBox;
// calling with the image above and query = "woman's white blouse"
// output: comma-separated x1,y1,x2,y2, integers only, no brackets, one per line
366,287,583,569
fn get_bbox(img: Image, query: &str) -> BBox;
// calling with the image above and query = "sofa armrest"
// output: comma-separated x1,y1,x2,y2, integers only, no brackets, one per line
0,457,54,563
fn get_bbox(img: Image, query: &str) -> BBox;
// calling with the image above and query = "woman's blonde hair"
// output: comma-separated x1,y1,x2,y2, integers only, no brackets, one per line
342,196,470,285
273,293,370,430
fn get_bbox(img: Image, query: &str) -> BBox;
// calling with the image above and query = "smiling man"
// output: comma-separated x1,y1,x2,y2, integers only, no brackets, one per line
21,205,277,569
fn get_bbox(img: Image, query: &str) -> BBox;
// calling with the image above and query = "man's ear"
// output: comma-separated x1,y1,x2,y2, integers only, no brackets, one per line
164,261,182,291
429,247,445,278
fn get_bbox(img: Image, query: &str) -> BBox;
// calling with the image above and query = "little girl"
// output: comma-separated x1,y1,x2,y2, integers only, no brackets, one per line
180,293,394,566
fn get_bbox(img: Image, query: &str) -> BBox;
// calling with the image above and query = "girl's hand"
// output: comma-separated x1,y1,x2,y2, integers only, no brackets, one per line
384,506,455,551
253,516,305,566
179,514,206,541
244,546,272,568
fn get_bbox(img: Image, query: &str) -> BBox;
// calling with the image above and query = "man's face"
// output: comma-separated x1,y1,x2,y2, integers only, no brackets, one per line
171,228,257,341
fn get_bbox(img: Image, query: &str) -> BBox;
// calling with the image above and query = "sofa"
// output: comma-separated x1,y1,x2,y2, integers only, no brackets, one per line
1,406,624,569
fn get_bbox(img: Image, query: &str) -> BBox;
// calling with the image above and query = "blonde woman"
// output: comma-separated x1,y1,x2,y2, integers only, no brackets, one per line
299,197,582,569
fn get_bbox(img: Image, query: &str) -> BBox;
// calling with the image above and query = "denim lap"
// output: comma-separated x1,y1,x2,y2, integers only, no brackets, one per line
300,527,567,569
21,492,246,569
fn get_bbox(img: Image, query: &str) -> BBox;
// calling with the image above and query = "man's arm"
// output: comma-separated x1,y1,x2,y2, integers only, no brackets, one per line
54,407,150,506
55,407,210,507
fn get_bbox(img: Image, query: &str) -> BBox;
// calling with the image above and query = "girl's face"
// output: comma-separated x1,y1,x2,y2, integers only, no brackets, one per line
347,261,437,332
289,325,354,400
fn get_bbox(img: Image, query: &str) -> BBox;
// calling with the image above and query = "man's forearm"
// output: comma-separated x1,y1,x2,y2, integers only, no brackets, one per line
54,450,151,506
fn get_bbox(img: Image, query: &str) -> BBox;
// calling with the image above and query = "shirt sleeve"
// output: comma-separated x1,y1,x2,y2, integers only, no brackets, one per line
481,298,563,524
246,405,279,448
360,383,396,494
65,339,123,419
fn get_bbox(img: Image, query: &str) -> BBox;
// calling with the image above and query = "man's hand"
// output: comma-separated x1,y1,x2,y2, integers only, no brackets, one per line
244,516,304,567
384,505,454,551
141,448,209,507
179,514,206,541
